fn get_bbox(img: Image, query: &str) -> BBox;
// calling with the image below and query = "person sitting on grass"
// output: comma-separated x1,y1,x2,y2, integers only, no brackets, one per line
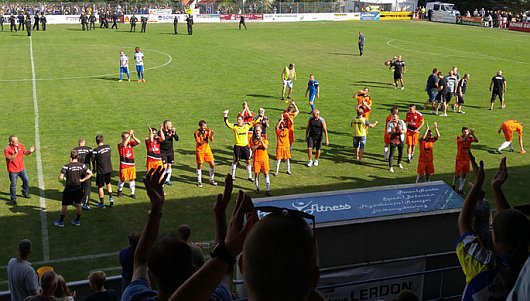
456,153,530,300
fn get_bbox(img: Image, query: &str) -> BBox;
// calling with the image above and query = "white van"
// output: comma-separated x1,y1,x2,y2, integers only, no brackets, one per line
426,2,460,24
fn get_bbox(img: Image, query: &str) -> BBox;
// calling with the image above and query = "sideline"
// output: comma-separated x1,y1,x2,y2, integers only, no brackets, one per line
29,36,50,261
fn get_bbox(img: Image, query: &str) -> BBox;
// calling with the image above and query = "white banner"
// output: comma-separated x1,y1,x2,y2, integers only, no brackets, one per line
319,259,425,301
263,13,360,22
148,9,173,15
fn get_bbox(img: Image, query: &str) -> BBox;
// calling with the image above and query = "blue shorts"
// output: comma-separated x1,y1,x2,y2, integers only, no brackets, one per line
308,94,317,102
136,65,144,73
427,89,437,103
120,67,129,74
353,136,366,149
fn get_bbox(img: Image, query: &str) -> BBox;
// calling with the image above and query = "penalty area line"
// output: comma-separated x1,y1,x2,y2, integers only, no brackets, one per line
29,36,50,261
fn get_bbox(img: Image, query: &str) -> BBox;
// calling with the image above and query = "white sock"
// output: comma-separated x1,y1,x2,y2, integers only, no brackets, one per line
384,146,389,158
130,180,136,195
276,160,281,173
209,168,215,181
166,168,172,182
255,175,259,189
459,177,466,191
118,181,125,191
416,175,420,183
231,164,237,178
498,141,511,151
286,159,291,172
265,174,270,191
197,169,202,183
247,164,252,178
408,154,411,160
452,176,457,186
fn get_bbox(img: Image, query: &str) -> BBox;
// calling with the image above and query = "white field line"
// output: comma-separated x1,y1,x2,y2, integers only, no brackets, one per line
0,252,118,270
29,36,50,261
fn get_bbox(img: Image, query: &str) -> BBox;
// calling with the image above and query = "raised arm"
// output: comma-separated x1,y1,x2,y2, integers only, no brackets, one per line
490,157,510,212
131,166,167,282
458,151,485,235
434,122,440,139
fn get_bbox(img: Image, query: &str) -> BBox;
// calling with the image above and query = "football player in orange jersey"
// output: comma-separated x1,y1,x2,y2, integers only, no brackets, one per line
117,130,141,198
284,99,300,151
496,120,525,154
250,125,271,196
274,115,292,176
416,122,440,183
453,127,478,193
194,120,218,187
354,87,373,120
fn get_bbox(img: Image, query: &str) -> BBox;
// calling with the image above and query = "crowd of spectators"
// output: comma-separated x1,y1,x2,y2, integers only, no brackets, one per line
0,2,181,16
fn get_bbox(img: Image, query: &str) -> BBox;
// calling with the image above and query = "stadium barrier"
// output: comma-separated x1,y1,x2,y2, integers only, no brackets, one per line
459,16,482,26
380,12,413,20
509,21,530,33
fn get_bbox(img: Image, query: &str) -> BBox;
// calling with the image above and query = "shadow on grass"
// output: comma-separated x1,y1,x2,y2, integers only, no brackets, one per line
246,94,276,99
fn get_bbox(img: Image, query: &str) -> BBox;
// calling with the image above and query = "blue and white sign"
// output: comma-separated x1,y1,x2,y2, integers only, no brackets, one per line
254,181,463,224
360,12,380,20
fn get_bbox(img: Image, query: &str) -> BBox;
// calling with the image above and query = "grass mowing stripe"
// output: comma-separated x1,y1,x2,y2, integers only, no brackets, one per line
29,36,50,261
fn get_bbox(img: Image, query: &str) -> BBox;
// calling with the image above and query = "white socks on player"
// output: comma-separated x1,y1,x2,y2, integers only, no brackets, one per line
118,181,125,191
247,164,252,179
459,177,466,192
255,175,259,190
197,169,202,183
276,160,281,174
265,174,270,191
384,145,389,160
231,164,237,179
130,180,136,195
209,168,215,181
166,168,172,182
286,159,291,173
498,141,511,151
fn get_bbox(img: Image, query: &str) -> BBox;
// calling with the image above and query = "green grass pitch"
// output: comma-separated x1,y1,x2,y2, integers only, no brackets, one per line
0,20,529,287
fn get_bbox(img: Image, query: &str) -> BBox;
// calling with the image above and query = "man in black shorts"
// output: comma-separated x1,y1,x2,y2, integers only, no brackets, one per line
159,120,179,185
92,135,114,208
305,109,329,167
53,150,93,227
73,138,93,210
456,73,469,114
489,70,507,110
390,55,406,90
239,15,247,30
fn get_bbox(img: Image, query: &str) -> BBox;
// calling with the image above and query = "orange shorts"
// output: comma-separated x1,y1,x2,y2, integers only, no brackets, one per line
289,128,295,145
455,160,470,176
384,133,391,145
276,147,291,160
119,166,136,182
406,131,419,146
196,150,214,164
502,129,513,142
147,160,163,173
253,159,270,174
417,161,434,175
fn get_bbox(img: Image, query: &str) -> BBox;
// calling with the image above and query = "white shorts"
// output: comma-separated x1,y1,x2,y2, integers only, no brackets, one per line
282,79,293,88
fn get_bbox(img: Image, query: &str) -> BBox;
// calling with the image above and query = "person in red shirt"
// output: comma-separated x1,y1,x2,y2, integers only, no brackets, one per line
405,104,425,163
118,130,141,199
4,135,35,205
145,126,164,172
416,122,440,183
453,127,478,193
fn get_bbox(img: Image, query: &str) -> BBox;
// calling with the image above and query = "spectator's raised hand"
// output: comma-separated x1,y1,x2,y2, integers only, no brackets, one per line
491,157,508,189
214,174,233,215
143,166,167,211
225,191,255,257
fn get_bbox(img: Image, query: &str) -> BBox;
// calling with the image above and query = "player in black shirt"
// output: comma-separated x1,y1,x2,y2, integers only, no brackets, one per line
25,13,31,36
53,150,93,227
173,16,178,34
140,16,147,33
111,13,118,29
456,73,469,114
33,13,39,30
73,138,93,210
9,14,17,32
40,13,47,31
80,12,89,31
390,55,406,90
17,13,24,31
0,15,4,31
186,14,193,35
92,135,114,208
130,14,137,32
239,15,247,30
489,70,507,110
159,120,179,185
305,109,329,167
89,13,96,30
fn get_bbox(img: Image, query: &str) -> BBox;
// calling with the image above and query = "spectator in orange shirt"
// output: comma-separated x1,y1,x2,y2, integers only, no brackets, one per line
250,125,271,196
416,122,440,183
453,127,478,193
496,120,525,154
4,135,35,205
274,115,292,176
194,120,218,187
